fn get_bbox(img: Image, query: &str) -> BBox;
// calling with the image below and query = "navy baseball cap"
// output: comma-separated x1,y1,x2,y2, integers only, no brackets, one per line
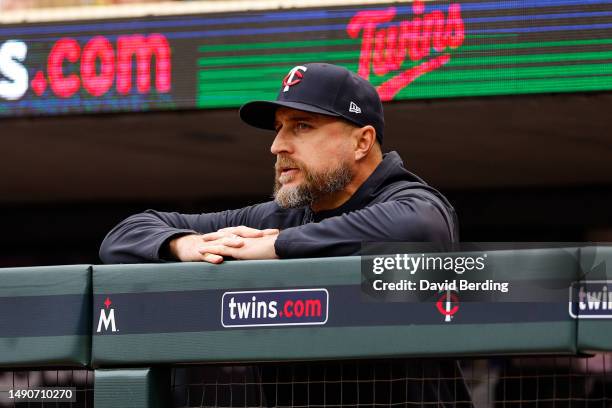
239,63,385,144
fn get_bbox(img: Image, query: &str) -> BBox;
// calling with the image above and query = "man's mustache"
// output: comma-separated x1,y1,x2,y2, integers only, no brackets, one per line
275,156,306,173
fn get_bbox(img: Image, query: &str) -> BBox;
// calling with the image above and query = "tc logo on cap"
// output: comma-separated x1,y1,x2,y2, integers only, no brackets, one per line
282,65,307,92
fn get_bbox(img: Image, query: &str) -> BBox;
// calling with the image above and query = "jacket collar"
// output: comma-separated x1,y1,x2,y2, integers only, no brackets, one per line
311,151,404,222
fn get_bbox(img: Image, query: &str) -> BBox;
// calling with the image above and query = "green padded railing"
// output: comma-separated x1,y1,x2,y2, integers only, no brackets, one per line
1,247,611,408
0,265,91,367
90,249,580,366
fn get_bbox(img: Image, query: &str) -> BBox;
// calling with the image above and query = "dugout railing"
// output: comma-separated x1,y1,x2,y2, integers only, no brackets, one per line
1,247,611,407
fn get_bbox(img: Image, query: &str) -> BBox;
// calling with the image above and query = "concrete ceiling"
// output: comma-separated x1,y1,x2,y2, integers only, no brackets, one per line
1,91,611,204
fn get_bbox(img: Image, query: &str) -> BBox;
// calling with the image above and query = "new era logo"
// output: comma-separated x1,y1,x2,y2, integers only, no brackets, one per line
349,101,361,114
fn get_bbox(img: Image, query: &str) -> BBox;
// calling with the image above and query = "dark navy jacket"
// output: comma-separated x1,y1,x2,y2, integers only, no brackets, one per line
99,151,458,263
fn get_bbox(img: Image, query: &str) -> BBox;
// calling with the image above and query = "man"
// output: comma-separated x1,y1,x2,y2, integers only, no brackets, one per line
100,63,470,407
99,62,457,264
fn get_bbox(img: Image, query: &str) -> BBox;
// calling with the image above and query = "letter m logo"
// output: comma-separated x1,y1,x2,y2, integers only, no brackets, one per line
96,309,118,333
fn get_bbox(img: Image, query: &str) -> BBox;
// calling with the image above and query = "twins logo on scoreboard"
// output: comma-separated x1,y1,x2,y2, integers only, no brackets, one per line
221,288,329,328
347,0,465,101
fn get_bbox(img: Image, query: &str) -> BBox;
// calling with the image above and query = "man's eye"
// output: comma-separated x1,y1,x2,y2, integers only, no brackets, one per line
296,123,312,131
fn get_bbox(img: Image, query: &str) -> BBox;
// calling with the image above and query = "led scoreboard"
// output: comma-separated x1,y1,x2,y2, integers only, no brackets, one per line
0,30,189,116
1,0,612,117
0,35,171,99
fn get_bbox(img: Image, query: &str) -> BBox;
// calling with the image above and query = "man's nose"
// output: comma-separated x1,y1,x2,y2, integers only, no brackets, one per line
270,129,291,155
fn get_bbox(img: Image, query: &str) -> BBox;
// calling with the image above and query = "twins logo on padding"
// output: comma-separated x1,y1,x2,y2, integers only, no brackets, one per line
96,297,119,333
222,288,329,328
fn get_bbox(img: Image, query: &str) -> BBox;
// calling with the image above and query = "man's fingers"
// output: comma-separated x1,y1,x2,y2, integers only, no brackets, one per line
232,226,266,238
200,237,244,247
200,231,226,241
198,245,233,257
203,226,266,240
263,229,280,235
221,237,244,248
200,253,224,264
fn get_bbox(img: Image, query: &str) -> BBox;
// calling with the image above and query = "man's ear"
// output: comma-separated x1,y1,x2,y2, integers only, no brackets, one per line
354,125,377,161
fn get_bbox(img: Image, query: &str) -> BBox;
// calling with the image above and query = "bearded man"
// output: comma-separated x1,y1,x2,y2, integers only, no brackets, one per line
99,63,457,264
99,63,470,408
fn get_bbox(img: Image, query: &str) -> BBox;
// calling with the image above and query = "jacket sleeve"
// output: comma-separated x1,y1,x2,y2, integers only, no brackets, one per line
99,204,271,264
274,193,456,258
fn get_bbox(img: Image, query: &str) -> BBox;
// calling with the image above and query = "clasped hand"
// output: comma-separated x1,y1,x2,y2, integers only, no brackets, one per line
168,226,280,263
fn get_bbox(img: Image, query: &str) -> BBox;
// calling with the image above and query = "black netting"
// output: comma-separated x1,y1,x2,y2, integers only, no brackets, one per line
171,355,612,408
172,358,471,407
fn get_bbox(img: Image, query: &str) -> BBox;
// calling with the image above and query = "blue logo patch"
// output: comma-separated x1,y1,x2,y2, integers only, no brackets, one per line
221,289,328,328
570,281,612,319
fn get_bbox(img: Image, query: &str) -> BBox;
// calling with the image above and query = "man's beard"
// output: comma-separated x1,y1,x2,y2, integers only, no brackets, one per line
273,156,354,209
